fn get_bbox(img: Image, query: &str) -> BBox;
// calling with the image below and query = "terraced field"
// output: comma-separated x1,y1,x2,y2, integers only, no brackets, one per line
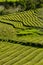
0,8,43,65
0,42,43,65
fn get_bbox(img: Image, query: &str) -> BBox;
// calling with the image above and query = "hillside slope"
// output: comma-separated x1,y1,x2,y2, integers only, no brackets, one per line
0,42,43,65
0,8,43,45
0,8,43,65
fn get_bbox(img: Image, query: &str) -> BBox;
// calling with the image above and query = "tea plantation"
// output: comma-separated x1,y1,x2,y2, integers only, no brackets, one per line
0,8,43,65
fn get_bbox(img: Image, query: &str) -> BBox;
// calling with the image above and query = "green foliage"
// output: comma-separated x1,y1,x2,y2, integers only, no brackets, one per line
18,0,43,10
0,0,43,11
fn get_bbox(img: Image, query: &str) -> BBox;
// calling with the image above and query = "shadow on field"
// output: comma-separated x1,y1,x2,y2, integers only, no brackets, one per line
0,38,43,48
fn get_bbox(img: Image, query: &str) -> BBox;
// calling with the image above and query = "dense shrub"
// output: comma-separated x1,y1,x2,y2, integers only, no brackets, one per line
18,0,43,10
0,0,43,12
